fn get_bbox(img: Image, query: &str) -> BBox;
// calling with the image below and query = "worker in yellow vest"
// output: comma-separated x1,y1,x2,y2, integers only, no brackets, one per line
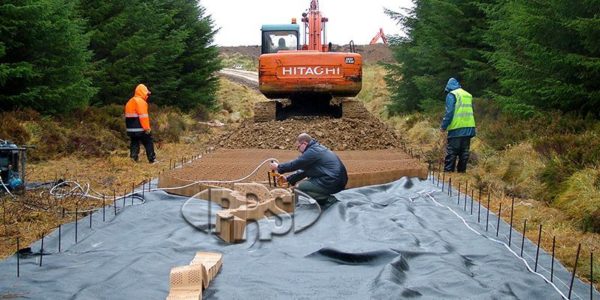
440,78,476,173
125,84,156,163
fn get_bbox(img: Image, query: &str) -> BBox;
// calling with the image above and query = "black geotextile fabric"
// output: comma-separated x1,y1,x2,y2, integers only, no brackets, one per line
0,177,598,299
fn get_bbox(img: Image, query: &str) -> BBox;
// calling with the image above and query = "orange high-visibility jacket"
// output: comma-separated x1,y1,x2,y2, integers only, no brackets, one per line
124,84,151,134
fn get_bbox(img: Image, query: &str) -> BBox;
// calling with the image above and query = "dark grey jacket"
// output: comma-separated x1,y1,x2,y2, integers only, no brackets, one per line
277,140,348,194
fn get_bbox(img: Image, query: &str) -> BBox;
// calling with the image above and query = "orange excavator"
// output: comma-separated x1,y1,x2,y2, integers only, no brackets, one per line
255,0,369,121
369,28,388,45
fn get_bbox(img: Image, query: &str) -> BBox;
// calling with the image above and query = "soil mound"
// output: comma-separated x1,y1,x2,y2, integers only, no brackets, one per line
213,116,401,151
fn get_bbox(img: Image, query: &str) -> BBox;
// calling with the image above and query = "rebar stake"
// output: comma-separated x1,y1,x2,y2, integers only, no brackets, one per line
509,197,514,247
551,236,555,282
568,243,581,299
268,172,272,187
75,206,78,244
58,224,62,252
478,187,482,222
442,172,445,191
113,190,117,215
142,181,145,199
470,189,474,215
496,202,502,237
89,210,93,228
486,193,491,232
457,182,461,205
535,224,542,272
208,187,212,234
16,237,19,277
103,196,106,222
464,181,468,209
39,233,45,267
520,220,527,257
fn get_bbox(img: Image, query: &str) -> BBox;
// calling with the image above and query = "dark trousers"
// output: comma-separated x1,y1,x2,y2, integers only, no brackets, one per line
129,133,156,163
444,136,471,173
297,180,338,208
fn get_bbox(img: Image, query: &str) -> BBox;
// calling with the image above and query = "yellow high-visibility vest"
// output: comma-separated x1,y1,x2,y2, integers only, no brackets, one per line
447,88,475,130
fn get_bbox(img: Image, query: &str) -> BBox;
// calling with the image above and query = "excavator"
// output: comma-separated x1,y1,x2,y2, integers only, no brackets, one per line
254,0,369,122
369,28,388,45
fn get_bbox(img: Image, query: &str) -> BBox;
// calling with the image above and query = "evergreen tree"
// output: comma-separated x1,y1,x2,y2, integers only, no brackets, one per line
485,0,600,116
385,0,495,114
0,0,95,114
79,0,221,111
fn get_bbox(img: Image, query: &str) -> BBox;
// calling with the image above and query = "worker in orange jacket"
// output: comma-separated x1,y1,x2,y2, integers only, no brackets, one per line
125,84,156,163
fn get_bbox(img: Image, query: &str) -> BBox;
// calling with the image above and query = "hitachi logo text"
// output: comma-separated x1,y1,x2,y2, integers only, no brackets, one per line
281,66,340,76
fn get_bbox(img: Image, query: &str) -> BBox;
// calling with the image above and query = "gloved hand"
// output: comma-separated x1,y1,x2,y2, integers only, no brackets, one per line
276,174,288,187
145,129,152,135
269,162,279,171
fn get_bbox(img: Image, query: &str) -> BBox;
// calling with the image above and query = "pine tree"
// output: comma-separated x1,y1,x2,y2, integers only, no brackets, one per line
0,0,95,114
485,0,600,116
385,0,496,114
79,0,221,111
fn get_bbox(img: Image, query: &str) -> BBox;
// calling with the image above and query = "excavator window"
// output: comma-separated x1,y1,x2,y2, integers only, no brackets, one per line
262,31,298,54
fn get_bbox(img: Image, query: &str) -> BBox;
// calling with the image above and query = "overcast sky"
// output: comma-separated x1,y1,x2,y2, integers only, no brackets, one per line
200,0,413,46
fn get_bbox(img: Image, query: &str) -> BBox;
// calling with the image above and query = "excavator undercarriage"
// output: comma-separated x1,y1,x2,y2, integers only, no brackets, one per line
253,96,370,122
256,0,368,123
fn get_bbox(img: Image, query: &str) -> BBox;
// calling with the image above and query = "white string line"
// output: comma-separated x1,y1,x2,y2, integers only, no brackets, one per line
437,176,592,299
419,189,570,299
30,158,280,215
480,211,582,300
0,177,16,198
433,174,574,243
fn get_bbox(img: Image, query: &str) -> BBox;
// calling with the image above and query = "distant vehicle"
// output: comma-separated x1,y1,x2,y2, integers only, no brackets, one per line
233,64,243,70
370,28,388,45
255,0,367,121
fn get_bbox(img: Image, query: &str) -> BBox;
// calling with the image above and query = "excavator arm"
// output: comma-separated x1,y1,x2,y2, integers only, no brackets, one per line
369,28,388,45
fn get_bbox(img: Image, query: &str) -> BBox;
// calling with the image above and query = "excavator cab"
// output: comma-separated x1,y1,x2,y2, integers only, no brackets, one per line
261,24,299,54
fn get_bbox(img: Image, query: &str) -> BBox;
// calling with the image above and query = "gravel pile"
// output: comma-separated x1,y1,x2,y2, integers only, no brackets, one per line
212,116,401,151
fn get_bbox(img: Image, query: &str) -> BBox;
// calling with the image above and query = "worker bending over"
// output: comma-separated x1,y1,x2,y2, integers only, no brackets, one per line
270,133,348,207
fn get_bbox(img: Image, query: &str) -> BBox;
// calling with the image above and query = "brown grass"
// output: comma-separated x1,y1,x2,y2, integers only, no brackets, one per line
438,172,600,287
358,64,600,288
0,140,215,258
0,78,246,259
